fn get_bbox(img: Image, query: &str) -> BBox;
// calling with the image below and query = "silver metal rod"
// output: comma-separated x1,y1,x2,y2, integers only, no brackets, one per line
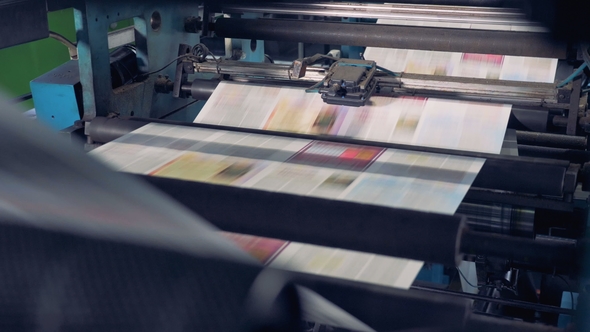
411,285,575,316
192,60,562,108
379,73,561,108
222,2,537,27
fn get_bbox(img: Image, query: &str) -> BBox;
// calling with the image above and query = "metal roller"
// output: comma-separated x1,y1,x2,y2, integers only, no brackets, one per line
213,17,567,58
180,79,220,100
139,175,467,266
222,2,527,26
86,116,146,144
139,175,579,271
517,131,588,150
460,230,578,270
457,202,535,238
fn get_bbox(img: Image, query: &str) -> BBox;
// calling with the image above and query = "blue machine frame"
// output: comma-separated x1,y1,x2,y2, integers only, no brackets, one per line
73,0,202,120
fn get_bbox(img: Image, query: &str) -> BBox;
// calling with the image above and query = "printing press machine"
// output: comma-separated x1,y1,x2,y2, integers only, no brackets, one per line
2,0,590,331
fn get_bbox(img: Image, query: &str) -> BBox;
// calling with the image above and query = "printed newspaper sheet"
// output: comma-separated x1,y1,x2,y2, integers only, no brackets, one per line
91,123,486,289
195,82,511,154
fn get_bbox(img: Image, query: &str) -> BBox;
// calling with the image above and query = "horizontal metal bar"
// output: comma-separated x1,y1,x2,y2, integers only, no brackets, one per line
276,2,517,16
411,284,576,316
460,230,579,271
194,60,326,82
464,188,574,212
518,145,590,164
465,314,565,332
192,60,564,108
290,271,470,331
516,131,588,149
137,175,466,266
9,92,33,104
136,174,580,271
181,79,220,100
107,26,135,50
213,18,567,58
378,73,560,108
222,2,536,27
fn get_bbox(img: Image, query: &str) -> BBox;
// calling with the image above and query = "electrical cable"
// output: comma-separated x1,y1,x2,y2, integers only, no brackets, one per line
49,31,78,60
191,43,220,63
158,100,200,119
318,54,339,62
305,78,326,93
556,62,588,88
456,267,479,289
138,54,200,79
9,92,33,104
552,43,590,89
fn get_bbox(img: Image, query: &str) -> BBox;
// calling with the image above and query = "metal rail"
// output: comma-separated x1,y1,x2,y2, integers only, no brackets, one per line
192,60,562,108
411,285,576,316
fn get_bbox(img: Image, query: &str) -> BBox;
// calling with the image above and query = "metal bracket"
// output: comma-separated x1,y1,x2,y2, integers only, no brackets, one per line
172,44,194,98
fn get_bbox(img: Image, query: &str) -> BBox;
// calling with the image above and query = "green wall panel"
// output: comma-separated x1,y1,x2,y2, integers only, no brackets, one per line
0,9,76,110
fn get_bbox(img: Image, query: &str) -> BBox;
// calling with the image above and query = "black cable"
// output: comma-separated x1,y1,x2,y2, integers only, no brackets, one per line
158,100,200,119
49,31,76,48
191,43,220,63
456,267,479,289
138,54,199,79
316,54,339,62
9,92,33,104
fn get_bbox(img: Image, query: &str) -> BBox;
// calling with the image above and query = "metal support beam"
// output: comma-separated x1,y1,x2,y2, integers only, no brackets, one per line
566,78,582,135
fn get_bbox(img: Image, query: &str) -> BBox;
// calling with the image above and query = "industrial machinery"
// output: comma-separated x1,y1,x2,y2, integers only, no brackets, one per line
1,0,590,331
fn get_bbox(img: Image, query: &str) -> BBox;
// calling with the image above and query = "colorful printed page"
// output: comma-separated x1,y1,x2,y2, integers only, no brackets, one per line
195,82,511,154
363,19,558,83
222,232,423,289
90,123,486,289
91,123,484,214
